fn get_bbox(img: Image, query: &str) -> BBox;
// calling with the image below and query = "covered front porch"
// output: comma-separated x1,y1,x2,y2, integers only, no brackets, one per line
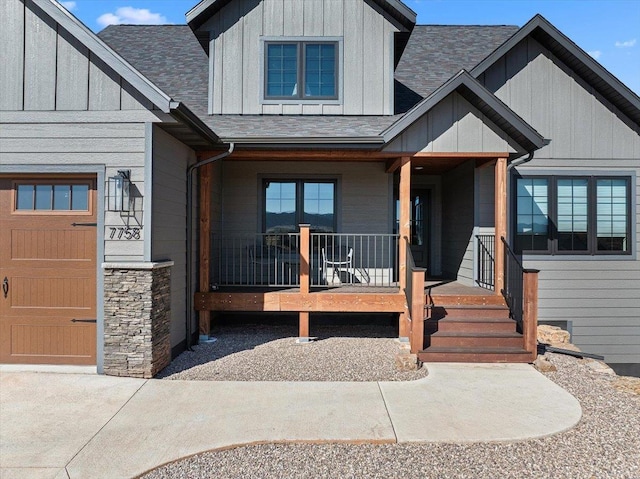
193,148,524,355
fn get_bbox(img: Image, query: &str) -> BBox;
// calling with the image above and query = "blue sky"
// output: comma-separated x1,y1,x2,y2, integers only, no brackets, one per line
58,0,640,94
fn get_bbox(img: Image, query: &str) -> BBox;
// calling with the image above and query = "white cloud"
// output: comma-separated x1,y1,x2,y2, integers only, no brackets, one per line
97,7,168,28
587,50,602,60
57,1,76,10
615,39,636,48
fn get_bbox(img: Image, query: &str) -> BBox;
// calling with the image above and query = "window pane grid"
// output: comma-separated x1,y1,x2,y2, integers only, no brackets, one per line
556,179,588,251
596,179,628,251
15,183,90,211
264,180,335,233
265,41,337,100
304,44,336,98
515,178,549,252
266,44,298,98
514,176,630,255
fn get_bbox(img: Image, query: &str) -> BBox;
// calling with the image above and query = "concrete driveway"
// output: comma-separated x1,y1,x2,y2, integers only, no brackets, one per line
0,363,582,479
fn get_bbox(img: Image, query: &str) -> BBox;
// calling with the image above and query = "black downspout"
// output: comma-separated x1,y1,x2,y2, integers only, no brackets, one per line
185,143,235,351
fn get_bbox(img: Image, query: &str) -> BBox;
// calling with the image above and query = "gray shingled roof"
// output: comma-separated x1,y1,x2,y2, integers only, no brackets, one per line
395,25,519,112
98,25,209,116
98,24,518,139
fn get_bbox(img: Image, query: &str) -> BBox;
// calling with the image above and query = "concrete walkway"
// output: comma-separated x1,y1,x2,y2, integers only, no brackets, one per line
0,363,582,479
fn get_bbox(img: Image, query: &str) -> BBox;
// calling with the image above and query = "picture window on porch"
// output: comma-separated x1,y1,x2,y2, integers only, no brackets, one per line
264,180,336,233
514,176,631,255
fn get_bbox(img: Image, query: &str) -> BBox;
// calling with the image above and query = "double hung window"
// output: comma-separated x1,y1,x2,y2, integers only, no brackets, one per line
264,180,336,233
514,175,632,255
264,41,338,100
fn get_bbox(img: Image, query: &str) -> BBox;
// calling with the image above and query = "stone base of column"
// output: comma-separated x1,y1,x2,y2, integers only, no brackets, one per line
102,261,173,378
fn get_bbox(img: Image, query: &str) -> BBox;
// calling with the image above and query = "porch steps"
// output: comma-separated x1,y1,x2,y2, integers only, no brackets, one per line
418,296,533,363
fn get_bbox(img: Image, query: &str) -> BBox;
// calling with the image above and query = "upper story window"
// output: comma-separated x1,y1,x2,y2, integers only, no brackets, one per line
514,175,632,255
264,40,338,101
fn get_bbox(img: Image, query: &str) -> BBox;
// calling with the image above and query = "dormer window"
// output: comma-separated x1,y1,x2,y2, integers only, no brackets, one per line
263,39,340,102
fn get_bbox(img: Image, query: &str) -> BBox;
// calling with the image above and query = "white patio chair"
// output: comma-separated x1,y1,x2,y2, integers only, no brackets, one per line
321,247,353,284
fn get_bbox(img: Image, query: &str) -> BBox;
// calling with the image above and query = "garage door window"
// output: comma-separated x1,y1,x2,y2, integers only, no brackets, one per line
14,183,90,212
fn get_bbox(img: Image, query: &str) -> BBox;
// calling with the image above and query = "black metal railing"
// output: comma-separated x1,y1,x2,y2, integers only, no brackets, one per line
212,233,301,287
310,233,399,287
501,236,524,331
211,232,399,288
475,234,495,290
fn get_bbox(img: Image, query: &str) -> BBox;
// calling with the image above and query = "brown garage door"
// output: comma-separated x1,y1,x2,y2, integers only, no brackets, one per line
0,176,97,365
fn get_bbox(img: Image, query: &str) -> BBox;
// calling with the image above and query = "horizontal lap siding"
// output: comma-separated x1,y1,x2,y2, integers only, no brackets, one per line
220,160,391,235
0,122,148,262
441,160,475,285
208,0,397,115
151,126,196,348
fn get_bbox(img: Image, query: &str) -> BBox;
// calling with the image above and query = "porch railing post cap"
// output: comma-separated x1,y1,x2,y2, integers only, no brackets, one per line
523,268,540,274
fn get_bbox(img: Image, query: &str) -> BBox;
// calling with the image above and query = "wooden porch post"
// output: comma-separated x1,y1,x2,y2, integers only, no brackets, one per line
399,156,412,338
494,157,507,295
198,163,212,339
410,268,426,354
523,269,540,359
299,224,311,340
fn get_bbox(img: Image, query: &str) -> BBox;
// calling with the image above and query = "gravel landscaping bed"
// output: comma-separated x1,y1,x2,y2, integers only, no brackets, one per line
158,321,427,382
145,352,640,479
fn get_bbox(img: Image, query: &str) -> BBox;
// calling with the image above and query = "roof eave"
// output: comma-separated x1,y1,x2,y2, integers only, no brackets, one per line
169,102,222,146
218,136,386,149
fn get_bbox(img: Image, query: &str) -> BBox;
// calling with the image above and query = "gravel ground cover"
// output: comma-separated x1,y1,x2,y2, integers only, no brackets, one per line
145,353,640,479
158,321,428,382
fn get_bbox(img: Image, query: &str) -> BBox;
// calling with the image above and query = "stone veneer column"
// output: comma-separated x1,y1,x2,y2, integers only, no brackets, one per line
102,261,174,378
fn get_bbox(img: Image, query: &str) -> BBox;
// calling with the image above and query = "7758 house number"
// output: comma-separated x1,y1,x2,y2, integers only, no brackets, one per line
109,227,141,240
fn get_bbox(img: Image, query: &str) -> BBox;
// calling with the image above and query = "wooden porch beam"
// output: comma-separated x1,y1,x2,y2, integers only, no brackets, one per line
385,157,403,173
228,150,395,160
194,292,407,313
494,157,507,295
412,152,510,159
398,156,412,338
198,163,212,338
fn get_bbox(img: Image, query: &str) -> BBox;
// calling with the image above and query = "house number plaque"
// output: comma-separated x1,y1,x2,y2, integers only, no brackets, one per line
109,227,141,240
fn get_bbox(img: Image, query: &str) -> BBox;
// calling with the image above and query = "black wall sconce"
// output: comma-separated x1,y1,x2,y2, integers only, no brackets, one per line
107,169,131,212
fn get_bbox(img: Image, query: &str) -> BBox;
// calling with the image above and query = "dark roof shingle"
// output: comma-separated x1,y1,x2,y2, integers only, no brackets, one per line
98,23,519,139
394,25,519,112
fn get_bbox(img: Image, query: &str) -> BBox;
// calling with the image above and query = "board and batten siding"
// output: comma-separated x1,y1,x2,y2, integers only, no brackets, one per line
479,36,640,366
0,0,152,112
219,160,391,236
384,92,518,154
151,126,197,348
0,122,149,262
205,0,398,115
